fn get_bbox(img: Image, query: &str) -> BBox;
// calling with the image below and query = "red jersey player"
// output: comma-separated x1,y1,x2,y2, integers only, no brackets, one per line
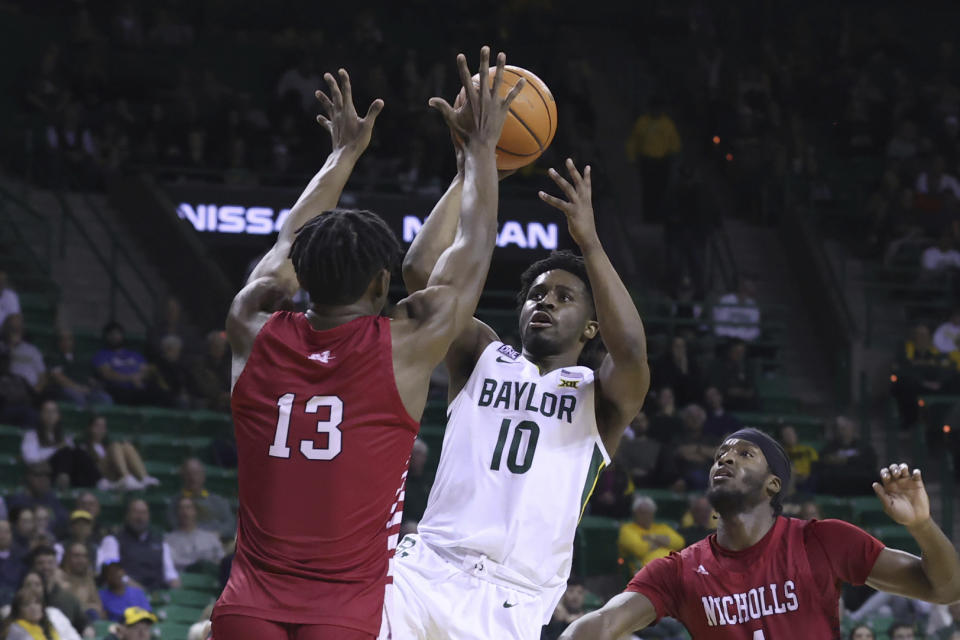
212,48,525,640
562,428,960,640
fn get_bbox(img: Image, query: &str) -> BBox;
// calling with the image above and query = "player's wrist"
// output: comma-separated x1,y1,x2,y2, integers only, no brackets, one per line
905,516,935,534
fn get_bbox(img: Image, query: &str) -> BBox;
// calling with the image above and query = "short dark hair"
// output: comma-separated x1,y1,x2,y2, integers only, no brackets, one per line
517,250,593,311
288,209,402,306
102,321,124,339
887,622,914,637
28,545,57,567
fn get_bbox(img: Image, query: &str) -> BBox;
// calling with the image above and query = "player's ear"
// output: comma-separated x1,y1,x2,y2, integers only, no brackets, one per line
766,474,782,498
369,269,390,300
582,319,599,341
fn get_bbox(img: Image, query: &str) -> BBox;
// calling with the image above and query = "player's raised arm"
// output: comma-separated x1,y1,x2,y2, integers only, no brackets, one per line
560,592,658,640
539,160,651,454
864,463,960,604
227,70,383,359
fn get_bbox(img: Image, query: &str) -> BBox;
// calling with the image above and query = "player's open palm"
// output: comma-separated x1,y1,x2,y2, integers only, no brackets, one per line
540,159,599,249
315,68,384,154
429,46,525,149
873,463,931,528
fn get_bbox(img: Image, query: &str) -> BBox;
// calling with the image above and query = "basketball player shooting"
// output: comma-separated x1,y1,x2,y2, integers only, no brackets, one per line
383,150,650,636
561,428,960,640
212,48,523,640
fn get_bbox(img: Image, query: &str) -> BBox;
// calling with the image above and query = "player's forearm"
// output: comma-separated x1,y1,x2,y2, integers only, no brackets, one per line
581,240,648,369
282,146,363,244
561,608,637,640
909,517,960,602
402,176,463,293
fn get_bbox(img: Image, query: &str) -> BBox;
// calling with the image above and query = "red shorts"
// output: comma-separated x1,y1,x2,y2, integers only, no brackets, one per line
211,615,374,640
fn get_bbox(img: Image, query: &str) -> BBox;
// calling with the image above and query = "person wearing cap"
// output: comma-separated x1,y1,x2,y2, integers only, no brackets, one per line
58,511,100,572
561,428,960,639
618,495,685,574
102,606,158,640
97,563,151,623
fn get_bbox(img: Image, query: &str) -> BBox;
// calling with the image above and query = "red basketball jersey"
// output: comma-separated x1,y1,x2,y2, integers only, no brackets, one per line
626,517,885,640
213,312,418,635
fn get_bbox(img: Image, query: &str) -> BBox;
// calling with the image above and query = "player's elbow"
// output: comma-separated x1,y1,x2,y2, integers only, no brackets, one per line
401,256,430,293
932,579,960,604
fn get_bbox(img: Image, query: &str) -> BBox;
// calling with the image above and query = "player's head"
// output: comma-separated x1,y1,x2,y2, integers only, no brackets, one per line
517,251,598,360
289,209,402,312
707,428,791,518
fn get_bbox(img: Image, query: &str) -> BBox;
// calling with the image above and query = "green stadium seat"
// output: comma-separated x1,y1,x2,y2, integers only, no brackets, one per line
204,467,237,497
58,405,92,433
870,525,921,556
92,619,113,638
634,489,689,521
575,515,622,578
813,496,854,521
142,407,195,438
0,455,22,488
156,621,194,639
168,588,217,607
99,406,145,436
161,603,206,624
189,411,233,439
0,424,22,456
179,572,220,593
849,496,889,527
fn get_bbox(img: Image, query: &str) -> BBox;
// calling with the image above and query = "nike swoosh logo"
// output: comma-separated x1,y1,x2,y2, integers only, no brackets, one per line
503,601,518,608
496,357,521,364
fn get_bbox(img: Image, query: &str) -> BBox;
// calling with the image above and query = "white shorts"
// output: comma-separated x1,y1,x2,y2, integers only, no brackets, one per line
379,535,549,640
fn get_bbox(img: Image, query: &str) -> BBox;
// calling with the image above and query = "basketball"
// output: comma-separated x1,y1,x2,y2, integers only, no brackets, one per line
455,65,558,171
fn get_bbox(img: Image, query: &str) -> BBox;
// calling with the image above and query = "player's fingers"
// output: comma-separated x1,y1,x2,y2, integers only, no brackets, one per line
491,51,506,97
879,467,891,483
363,98,385,123
316,115,332,132
502,78,526,110
478,46,491,104
324,72,343,109
887,463,901,479
584,165,593,194
315,90,334,115
565,158,584,186
538,191,570,212
456,53,477,111
872,482,888,501
338,69,354,113
429,98,465,136
899,462,909,478
913,468,923,482
548,167,578,200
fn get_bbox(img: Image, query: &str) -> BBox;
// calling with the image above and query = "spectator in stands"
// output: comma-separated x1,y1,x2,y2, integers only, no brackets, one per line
402,439,432,523
32,507,52,540
145,297,197,363
916,155,960,200
921,231,960,274
166,458,234,539
799,501,822,520
892,324,954,428
2,315,46,395
92,322,161,406
712,275,761,342
780,424,818,491
21,401,100,490
933,308,960,355
0,342,38,427
615,412,664,488
72,494,106,544
625,97,682,222
702,386,742,439
543,577,588,639
848,625,875,640
190,330,230,412
276,56,321,113
164,497,224,572
98,499,180,591
8,508,35,559
75,415,156,492
6,464,67,534
153,335,191,408
60,510,100,575
8,571,82,640
0,520,23,607
47,329,112,407
888,621,918,640
96,562,150,623
102,606,158,640
818,416,877,496
673,404,716,491
886,121,919,163
2,588,57,640
648,387,683,443
28,546,87,635
707,339,758,411
651,337,702,406
677,496,715,545
0,271,21,330
590,461,633,519
618,495,684,574
59,542,103,621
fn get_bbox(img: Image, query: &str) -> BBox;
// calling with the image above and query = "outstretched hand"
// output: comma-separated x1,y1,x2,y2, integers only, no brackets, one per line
539,159,599,249
315,68,384,155
873,463,931,528
429,46,525,150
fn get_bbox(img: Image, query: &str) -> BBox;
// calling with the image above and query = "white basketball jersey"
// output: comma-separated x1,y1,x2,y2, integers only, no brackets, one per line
418,342,610,596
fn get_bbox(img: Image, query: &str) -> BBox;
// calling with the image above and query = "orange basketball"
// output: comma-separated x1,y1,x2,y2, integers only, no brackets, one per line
456,65,558,171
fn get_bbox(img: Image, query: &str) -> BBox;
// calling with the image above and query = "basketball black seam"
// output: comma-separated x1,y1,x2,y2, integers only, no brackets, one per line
511,68,555,148
502,68,549,151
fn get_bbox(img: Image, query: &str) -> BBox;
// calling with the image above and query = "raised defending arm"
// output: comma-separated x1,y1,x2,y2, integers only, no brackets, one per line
560,592,658,640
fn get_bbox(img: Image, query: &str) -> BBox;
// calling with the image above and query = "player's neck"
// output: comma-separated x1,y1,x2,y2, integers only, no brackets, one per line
714,507,777,551
306,304,374,330
522,349,580,375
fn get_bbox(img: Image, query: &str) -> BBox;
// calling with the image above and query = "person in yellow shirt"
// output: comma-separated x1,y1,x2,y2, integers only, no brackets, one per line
780,424,818,491
618,495,685,574
3,588,59,640
625,99,682,222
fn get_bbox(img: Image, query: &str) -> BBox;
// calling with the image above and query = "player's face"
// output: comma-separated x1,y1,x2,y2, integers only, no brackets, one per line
519,270,596,357
707,438,773,513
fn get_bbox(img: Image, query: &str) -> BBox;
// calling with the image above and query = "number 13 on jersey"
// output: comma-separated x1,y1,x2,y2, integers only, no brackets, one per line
269,393,343,460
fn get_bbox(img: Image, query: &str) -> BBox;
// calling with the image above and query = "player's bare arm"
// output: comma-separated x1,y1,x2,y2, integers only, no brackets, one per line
391,47,524,416
864,463,960,604
559,592,657,640
539,160,650,454
225,69,383,368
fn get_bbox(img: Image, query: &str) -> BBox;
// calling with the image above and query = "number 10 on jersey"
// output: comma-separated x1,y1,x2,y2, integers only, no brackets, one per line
490,418,540,474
